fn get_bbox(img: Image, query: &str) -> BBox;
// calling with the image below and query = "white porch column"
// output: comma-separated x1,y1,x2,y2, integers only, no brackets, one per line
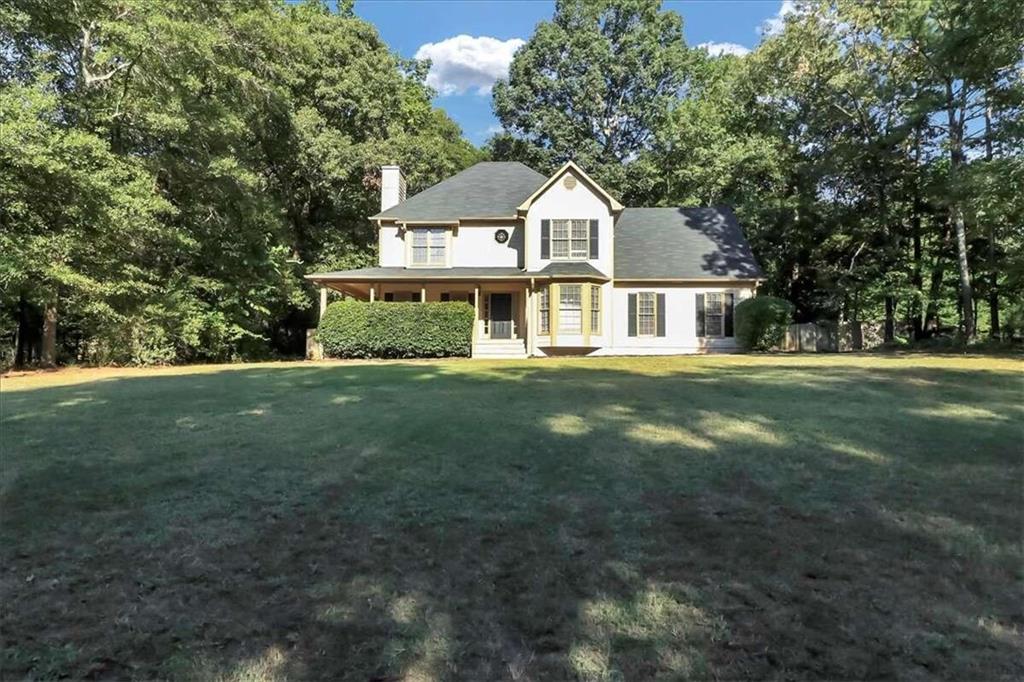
525,284,533,355
421,285,426,302
473,285,481,342
369,283,376,302
319,287,328,320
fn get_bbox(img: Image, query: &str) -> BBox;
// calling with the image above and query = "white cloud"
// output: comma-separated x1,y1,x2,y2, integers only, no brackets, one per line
414,35,525,96
698,41,751,57
760,0,797,36
484,124,505,136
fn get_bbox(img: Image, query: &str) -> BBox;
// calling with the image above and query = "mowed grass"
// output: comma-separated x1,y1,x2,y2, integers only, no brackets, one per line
1,354,1022,680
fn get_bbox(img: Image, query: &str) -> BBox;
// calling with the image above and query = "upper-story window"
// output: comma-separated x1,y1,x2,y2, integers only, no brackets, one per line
551,219,590,260
410,228,446,266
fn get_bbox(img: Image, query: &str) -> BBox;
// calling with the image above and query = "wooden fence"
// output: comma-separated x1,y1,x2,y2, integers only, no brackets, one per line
781,321,885,352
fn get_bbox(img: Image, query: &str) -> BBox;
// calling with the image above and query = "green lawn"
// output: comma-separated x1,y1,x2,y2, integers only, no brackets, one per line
2,355,1022,680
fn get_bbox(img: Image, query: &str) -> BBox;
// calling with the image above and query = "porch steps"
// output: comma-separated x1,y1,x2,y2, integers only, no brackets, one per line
472,338,528,359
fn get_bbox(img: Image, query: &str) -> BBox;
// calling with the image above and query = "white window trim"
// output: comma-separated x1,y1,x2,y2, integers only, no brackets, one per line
637,291,657,338
704,292,727,338
590,284,601,335
549,218,591,261
406,227,450,268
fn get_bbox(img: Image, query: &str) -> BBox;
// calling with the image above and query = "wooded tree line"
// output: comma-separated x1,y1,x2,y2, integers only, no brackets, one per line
492,0,1024,340
1,0,478,366
1,0,1021,367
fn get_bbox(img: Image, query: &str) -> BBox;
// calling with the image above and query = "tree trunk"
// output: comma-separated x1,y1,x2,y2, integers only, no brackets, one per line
884,295,896,342
945,79,974,337
912,226,924,339
924,219,953,335
15,293,29,368
41,299,57,368
984,99,1000,336
911,126,925,340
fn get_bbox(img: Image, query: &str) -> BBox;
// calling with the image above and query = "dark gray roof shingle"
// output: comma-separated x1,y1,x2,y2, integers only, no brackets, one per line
531,262,609,279
306,263,609,282
614,206,762,280
306,267,528,280
371,162,547,221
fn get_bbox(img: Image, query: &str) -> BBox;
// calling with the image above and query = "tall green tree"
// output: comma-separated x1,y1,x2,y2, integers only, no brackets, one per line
1,0,479,366
491,0,693,199
877,0,1024,336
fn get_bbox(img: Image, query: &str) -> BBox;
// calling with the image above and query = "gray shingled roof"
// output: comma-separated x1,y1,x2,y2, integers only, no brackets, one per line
614,206,762,280
306,267,528,281
533,262,609,279
371,162,547,221
306,263,610,282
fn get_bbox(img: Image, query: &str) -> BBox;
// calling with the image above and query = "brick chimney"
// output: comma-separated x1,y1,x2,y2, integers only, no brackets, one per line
380,165,406,212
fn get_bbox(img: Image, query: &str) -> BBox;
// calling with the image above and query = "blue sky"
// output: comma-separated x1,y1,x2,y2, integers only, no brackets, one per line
351,0,793,145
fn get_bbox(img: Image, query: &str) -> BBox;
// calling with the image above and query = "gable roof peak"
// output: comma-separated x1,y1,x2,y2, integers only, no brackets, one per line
516,160,624,213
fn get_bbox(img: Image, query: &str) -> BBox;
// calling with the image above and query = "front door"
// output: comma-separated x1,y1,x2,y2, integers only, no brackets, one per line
489,293,513,339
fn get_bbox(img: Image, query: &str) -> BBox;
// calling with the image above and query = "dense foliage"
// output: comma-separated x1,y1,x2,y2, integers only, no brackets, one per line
735,296,794,351
490,0,1024,342
318,300,474,358
0,0,479,367
3,0,1021,368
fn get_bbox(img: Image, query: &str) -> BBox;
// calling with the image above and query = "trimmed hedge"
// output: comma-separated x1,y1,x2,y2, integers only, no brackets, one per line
735,295,793,351
318,300,475,358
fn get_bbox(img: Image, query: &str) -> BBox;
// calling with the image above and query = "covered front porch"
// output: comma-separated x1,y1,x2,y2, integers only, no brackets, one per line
308,273,530,358
306,266,609,359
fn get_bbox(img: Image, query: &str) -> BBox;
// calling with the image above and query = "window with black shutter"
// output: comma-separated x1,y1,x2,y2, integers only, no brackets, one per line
700,293,735,337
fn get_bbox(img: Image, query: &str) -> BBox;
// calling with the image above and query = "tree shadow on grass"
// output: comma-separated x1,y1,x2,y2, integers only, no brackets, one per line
2,359,1022,680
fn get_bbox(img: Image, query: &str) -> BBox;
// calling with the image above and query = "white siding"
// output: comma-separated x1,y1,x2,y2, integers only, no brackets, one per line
594,284,755,355
451,224,520,268
378,223,520,268
379,225,404,267
525,170,613,276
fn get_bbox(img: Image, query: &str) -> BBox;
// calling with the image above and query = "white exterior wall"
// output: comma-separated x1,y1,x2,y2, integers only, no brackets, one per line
593,283,756,355
451,224,520,268
379,225,405,267
525,170,613,276
378,223,520,268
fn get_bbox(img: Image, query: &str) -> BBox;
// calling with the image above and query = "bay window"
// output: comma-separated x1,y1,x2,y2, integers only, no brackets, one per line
538,286,550,334
559,284,582,334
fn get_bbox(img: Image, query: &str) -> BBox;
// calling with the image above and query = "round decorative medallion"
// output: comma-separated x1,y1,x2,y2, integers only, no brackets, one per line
494,229,509,244
563,175,578,190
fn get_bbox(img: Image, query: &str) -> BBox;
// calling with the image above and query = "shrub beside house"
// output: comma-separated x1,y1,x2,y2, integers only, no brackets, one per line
734,296,793,351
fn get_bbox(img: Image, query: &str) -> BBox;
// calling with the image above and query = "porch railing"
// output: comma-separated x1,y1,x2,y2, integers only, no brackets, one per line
476,319,517,340
491,320,513,340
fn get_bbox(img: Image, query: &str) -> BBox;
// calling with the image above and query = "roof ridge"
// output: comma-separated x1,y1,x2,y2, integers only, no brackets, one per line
622,204,736,210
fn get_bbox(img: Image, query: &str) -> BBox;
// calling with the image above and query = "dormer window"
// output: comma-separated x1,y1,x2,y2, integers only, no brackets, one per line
410,227,447,267
551,219,590,260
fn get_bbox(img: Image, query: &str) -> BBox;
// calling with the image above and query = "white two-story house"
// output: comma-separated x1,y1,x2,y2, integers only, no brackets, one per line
306,161,763,358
